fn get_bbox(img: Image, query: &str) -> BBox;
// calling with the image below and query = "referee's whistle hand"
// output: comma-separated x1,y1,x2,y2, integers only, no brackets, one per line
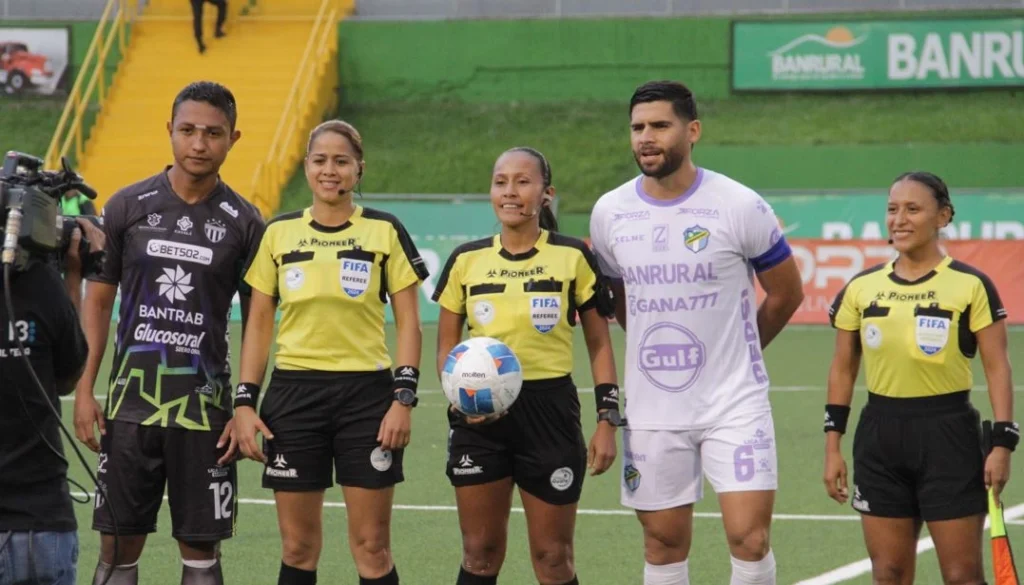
823,450,849,504
985,447,1012,501
234,406,273,463
377,403,411,451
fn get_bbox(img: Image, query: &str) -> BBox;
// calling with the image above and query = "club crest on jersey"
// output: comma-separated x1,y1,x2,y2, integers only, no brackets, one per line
623,464,641,492
529,296,561,333
340,259,372,298
683,225,710,253
204,219,227,243
915,315,950,356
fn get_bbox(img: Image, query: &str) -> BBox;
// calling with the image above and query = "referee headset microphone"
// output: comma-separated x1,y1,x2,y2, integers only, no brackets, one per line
0,151,122,585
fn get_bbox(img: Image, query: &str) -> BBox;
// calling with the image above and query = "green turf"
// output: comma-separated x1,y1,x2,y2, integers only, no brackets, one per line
0,99,65,164
276,91,1024,213
63,324,1024,584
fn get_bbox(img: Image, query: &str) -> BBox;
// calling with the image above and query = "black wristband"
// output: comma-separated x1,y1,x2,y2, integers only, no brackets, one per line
992,421,1020,452
234,383,261,409
595,383,620,412
392,366,420,393
824,404,851,434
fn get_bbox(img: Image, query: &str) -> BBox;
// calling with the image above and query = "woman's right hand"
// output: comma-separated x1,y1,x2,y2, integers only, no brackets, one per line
450,405,506,426
234,405,274,463
73,392,106,453
823,447,849,504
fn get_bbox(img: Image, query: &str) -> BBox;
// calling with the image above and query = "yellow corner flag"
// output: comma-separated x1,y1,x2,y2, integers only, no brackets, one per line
990,488,1020,585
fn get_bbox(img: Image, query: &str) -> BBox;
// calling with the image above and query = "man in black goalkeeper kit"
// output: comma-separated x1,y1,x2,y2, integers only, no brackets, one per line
0,220,104,585
73,81,265,585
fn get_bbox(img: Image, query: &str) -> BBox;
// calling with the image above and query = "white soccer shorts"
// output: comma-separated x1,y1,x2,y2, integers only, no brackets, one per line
620,410,778,511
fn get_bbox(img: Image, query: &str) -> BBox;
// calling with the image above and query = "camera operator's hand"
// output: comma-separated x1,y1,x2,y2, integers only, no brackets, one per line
74,391,106,453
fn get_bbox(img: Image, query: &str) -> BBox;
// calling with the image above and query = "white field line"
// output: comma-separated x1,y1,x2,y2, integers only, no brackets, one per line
67,491,1024,527
793,503,1024,585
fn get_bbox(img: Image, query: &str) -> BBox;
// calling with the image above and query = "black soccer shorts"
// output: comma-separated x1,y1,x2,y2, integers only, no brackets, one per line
259,369,403,491
851,390,987,522
445,375,587,506
92,420,237,541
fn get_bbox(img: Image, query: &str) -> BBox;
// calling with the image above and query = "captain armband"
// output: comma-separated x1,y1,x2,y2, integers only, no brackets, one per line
594,278,617,318
823,404,851,435
595,383,621,412
234,383,261,409
993,421,1020,452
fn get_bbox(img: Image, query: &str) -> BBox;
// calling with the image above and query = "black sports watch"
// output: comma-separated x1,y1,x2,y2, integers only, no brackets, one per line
393,388,418,408
597,410,625,427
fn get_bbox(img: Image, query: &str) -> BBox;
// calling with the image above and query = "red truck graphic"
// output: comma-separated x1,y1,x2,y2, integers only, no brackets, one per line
0,41,53,95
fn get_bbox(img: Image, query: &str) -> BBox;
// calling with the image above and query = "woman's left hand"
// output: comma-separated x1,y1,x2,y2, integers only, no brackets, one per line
588,422,617,476
985,446,1012,502
377,400,412,451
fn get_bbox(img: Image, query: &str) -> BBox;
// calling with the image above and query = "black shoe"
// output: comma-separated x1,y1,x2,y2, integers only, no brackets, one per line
214,29,225,38
198,41,207,54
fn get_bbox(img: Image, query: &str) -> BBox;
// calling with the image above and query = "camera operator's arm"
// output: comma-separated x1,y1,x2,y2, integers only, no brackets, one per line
73,196,123,453
62,219,106,313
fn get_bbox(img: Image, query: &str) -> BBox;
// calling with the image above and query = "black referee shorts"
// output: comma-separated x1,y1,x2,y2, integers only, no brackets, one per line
446,375,587,506
852,390,987,522
260,369,403,492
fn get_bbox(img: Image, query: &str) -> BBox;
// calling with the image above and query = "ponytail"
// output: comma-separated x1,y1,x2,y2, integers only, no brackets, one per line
539,205,558,232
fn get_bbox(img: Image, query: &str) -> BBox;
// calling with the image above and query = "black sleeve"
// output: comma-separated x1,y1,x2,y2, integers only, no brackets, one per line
88,193,127,285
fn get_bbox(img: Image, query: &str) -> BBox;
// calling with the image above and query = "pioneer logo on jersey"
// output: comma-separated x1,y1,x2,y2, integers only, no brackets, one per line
637,322,707,393
529,296,561,333
204,219,227,243
340,259,372,298
683,225,710,253
915,316,950,356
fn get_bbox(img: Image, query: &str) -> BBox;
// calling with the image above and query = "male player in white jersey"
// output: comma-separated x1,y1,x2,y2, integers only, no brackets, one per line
589,80,804,585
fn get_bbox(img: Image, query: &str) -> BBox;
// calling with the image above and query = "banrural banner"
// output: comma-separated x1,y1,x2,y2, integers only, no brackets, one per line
732,18,1024,91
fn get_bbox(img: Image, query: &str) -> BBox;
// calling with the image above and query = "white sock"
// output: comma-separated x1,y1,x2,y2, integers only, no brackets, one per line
181,558,218,569
730,549,776,585
644,559,689,585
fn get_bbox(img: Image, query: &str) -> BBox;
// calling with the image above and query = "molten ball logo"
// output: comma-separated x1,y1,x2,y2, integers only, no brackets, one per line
637,323,706,392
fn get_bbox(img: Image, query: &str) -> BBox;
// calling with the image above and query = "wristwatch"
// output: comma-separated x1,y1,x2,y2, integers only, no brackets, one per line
393,388,418,408
597,410,624,427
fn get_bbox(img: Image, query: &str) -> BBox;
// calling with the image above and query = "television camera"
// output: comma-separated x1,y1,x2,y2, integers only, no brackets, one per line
0,151,104,275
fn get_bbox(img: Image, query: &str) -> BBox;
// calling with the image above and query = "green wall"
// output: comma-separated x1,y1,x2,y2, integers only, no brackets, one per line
337,18,732,104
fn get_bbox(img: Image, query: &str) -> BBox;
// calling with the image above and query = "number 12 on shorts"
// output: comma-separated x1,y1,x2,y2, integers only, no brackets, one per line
209,481,233,520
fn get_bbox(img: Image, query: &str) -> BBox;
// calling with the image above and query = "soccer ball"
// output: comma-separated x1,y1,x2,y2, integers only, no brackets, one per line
441,337,523,417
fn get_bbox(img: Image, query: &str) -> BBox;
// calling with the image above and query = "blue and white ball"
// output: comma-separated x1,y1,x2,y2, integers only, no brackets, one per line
441,337,523,417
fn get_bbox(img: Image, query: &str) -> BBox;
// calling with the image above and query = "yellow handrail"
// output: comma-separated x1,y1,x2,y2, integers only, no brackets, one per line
44,0,136,170
249,0,348,217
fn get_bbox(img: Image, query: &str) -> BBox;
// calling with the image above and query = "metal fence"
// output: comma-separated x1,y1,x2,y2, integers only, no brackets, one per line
1,0,1021,21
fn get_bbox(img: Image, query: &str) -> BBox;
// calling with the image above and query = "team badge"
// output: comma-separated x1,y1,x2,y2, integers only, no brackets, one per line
550,467,574,491
624,464,641,492
915,315,950,356
370,447,392,472
204,219,227,243
864,323,883,349
285,267,305,291
473,300,495,325
683,225,710,253
529,296,561,333
340,259,372,298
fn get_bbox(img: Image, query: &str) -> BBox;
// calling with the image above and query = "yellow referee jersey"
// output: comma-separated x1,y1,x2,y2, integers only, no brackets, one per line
432,230,602,381
245,206,429,372
830,256,1007,398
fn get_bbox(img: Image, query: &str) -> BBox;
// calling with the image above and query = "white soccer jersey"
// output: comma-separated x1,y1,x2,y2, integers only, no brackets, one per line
590,168,792,430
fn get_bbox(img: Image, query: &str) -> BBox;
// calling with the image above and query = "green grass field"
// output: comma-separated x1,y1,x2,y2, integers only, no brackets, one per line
5,91,1024,213
60,323,1024,585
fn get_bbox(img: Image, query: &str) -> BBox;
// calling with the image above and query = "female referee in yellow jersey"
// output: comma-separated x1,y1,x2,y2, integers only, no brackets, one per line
823,171,1017,585
231,120,429,585
433,147,620,585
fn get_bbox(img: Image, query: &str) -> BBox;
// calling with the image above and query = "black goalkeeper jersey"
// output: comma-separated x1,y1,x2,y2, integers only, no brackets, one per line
89,168,265,431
